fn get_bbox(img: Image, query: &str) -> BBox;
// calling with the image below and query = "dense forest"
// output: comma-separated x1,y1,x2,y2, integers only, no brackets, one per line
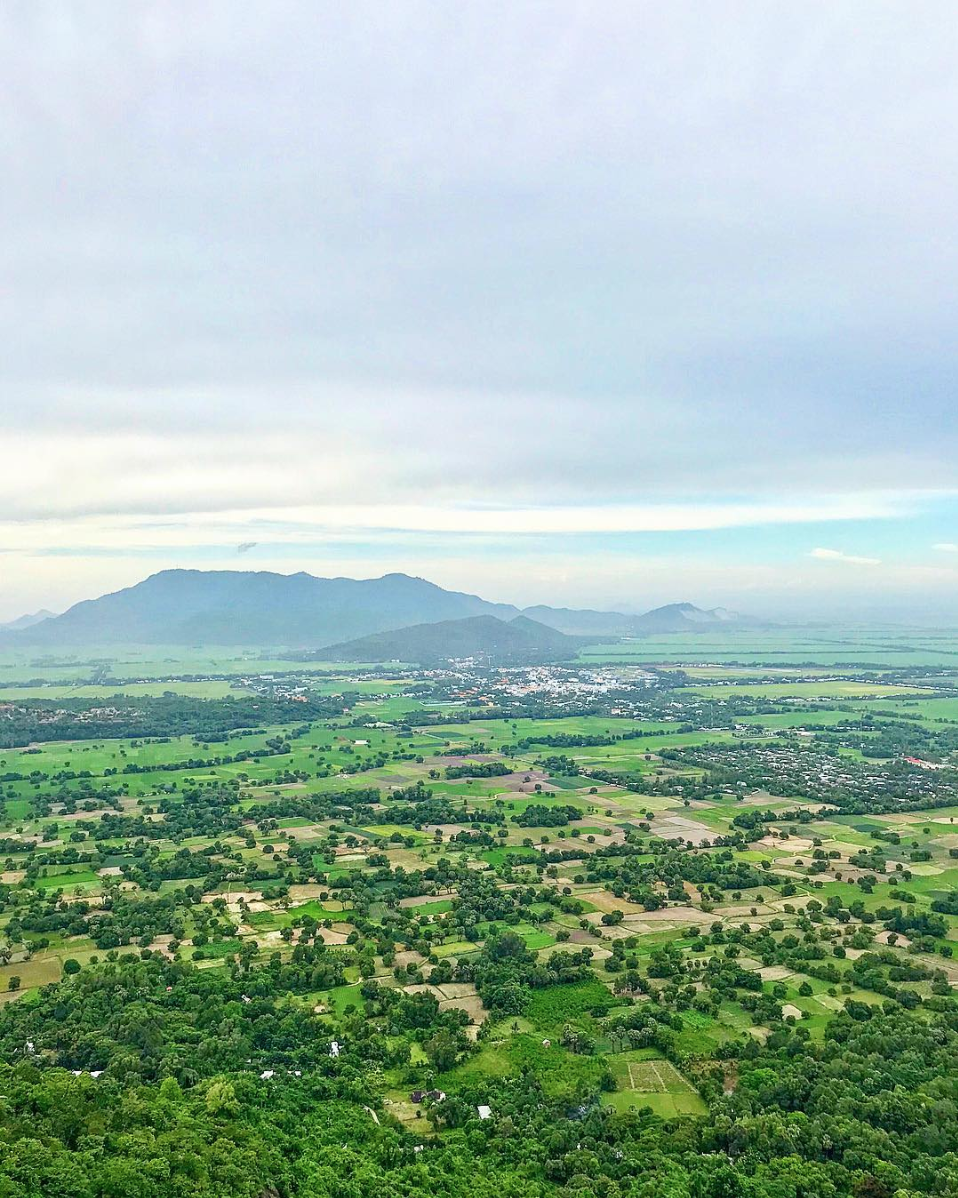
0,953,955,1196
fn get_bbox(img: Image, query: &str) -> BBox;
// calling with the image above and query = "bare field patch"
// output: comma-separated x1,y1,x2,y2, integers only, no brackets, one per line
283,825,325,840
648,818,713,844
393,949,427,967
435,982,478,1000
714,904,775,917
578,891,649,916
875,930,911,947
315,928,349,945
399,891,458,908
403,983,445,999
440,994,485,1021
632,905,713,924
551,941,613,960
758,835,814,852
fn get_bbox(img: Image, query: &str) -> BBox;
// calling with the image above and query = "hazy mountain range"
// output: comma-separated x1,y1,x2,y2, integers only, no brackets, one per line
0,609,57,632
0,569,763,648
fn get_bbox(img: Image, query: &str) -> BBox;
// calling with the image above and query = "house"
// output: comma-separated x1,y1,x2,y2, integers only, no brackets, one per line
477,1105,492,1120
904,756,944,771
329,1041,341,1057
410,1089,445,1103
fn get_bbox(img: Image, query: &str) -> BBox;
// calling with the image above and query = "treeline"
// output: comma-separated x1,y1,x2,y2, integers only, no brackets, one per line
0,694,345,748
444,762,512,779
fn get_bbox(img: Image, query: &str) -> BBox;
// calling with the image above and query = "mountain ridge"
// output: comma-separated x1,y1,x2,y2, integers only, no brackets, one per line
1,568,762,647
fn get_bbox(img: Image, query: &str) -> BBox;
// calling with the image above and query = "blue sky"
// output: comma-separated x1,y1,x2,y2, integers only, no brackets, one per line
2,3,957,621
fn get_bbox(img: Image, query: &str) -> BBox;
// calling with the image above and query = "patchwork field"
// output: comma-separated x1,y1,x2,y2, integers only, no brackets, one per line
0,631,954,1158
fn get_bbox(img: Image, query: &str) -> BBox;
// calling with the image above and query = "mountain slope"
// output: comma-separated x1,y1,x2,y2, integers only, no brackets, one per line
6,570,520,647
320,614,579,664
520,605,637,637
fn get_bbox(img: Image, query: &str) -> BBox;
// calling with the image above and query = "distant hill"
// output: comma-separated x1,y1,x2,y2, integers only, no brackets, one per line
0,569,764,647
631,602,761,633
0,609,56,632
4,570,520,647
528,601,763,637
320,614,580,664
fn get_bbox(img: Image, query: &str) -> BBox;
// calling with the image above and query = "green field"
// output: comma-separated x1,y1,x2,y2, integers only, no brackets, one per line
604,1053,707,1117
0,631,954,1163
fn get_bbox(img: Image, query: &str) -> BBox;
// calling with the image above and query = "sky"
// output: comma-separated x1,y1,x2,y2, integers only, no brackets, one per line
2,1,958,623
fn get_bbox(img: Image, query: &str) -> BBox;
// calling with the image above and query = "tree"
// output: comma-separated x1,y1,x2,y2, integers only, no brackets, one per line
424,1028,461,1072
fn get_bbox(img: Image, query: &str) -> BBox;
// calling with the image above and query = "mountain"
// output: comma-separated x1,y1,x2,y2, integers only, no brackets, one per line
631,602,759,633
4,570,520,647
528,601,762,637
0,569,763,647
319,614,580,664
521,605,637,637
0,609,56,632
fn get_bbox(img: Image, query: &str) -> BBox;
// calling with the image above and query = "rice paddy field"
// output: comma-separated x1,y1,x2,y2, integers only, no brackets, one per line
579,627,958,669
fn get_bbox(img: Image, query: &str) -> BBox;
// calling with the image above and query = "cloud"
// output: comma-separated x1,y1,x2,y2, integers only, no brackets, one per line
810,548,881,566
933,542,958,553
0,426,938,526
3,6,958,506
2,5,958,612
0,496,914,554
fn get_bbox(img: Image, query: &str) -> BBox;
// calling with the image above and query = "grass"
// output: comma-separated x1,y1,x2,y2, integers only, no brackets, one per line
684,681,927,699
0,957,62,991
316,983,366,1017
33,868,100,892
403,899,454,916
0,681,248,700
441,1033,609,1102
604,1051,706,1117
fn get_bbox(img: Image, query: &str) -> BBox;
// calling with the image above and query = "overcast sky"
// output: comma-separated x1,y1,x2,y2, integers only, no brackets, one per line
3,2,957,621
